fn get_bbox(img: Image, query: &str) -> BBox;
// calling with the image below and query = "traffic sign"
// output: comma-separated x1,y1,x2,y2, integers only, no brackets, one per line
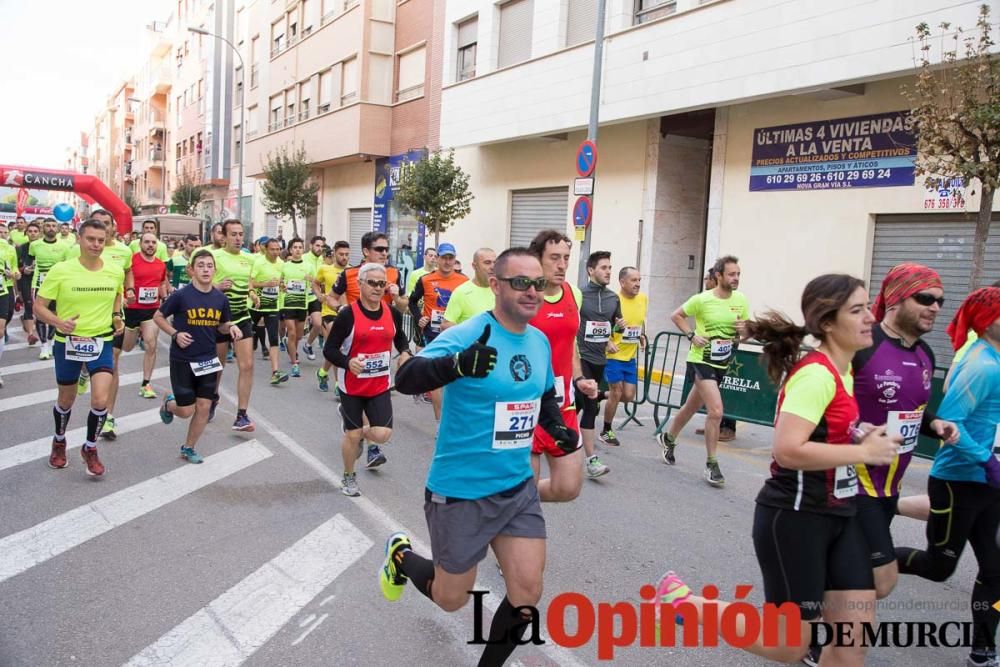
573,177,594,195
573,196,592,227
576,140,597,177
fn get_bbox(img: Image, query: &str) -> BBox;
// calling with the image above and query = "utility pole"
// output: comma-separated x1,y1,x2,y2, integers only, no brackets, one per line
576,0,607,286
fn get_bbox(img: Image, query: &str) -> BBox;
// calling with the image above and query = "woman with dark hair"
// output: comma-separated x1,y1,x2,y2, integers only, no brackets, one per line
654,274,899,664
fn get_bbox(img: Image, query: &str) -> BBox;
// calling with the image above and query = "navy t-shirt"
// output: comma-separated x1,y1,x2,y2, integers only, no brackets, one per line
158,284,231,363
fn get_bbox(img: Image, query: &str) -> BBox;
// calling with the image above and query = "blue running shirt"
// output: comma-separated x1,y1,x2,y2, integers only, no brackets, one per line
420,311,555,500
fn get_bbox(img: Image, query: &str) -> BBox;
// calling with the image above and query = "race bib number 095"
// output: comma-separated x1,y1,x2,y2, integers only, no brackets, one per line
584,320,611,343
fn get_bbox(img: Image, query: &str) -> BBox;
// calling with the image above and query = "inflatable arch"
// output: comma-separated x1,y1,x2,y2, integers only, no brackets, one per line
0,164,132,236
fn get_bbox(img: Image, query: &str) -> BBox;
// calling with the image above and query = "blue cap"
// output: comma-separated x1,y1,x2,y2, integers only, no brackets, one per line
437,242,457,257
257,236,270,245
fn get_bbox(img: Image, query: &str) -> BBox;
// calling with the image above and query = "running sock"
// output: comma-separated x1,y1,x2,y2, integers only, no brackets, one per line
317,368,328,378
707,456,718,465
53,404,71,438
477,596,532,667
398,549,435,600
603,421,612,433
237,408,248,418
143,378,150,386
86,408,108,444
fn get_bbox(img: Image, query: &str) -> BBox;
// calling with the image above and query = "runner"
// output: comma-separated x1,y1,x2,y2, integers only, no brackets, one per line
300,235,326,361
527,230,599,499
405,246,438,296
695,267,737,440
895,286,1000,667
0,226,20,386
16,221,41,347
128,219,171,261
210,222,225,251
323,262,411,494
314,240,350,392
212,218,257,431
280,238,312,378
383,248,578,666
155,249,244,463
9,216,29,247
57,222,76,247
576,250,623,477
599,265,648,446
441,247,495,329
249,237,289,385
332,232,407,311
120,232,169,399
27,218,70,359
408,242,468,422
657,255,750,486
656,273,899,664
166,234,201,290
34,218,127,477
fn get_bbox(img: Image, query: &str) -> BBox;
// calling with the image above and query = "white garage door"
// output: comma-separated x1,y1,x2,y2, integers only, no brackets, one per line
509,187,569,249
870,214,1000,365
348,208,372,265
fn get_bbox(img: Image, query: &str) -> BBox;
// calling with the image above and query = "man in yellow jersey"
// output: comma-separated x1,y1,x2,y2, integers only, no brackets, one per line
28,218,70,359
57,222,76,247
249,237,289,385
406,247,438,296
213,219,257,431
314,240,350,392
658,255,750,487
300,235,327,361
441,247,495,329
0,223,21,386
9,216,29,247
600,266,648,446
35,219,125,477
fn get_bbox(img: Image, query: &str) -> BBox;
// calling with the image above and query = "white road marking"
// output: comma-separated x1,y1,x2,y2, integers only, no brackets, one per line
0,349,141,377
0,367,169,414
291,613,329,647
0,440,272,584
218,388,589,667
125,515,371,666
0,408,163,473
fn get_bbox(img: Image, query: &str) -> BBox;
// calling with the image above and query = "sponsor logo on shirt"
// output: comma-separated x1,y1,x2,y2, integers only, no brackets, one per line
510,354,532,382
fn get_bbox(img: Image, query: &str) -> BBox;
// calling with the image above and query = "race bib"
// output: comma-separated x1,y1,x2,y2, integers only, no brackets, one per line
261,286,279,298
553,375,575,407
709,338,734,363
833,464,858,499
622,326,642,344
357,351,390,378
36,271,47,287
65,336,103,362
286,280,306,295
138,286,158,304
430,309,444,333
493,400,541,449
190,357,223,376
887,409,923,454
584,320,611,343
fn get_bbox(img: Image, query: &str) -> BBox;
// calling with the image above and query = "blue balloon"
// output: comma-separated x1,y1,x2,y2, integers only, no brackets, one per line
53,202,74,222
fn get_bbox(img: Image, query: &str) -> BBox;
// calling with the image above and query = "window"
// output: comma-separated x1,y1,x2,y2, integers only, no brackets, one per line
270,94,282,130
634,0,676,24
251,36,260,88
235,68,243,106
247,105,258,136
396,46,426,102
197,78,204,100
285,87,297,125
271,21,285,55
566,0,597,46
341,57,357,105
176,142,182,159
236,8,244,44
322,0,337,23
299,79,312,120
288,13,298,44
302,0,317,34
456,16,477,81
498,0,533,68
233,126,241,164
318,69,331,112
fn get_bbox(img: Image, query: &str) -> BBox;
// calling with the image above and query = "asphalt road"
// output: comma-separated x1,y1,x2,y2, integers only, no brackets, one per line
0,328,987,666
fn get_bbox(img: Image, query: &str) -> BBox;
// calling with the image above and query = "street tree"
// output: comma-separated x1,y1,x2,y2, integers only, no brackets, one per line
124,191,142,216
394,149,473,248
171,170,208,217
906,4,999,289
261,144,319,238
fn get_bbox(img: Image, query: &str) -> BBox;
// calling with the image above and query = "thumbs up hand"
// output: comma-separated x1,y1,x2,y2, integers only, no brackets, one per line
453,324,497,378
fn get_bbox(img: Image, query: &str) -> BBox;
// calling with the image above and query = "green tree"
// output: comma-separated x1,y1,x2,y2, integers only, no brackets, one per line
124,191,142,216
394,149,473,248
906,4,999,290
172,170,209,217
261,144,319,238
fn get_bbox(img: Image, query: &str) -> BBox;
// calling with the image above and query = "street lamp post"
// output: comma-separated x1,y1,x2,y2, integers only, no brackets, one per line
188,26,245,222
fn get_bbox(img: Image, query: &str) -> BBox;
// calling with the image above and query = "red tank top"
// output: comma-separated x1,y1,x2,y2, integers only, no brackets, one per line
529,283,580,410
130,254,167,310
338,301,396,397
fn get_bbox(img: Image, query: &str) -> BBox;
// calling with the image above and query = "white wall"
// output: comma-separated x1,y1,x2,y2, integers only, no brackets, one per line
440,0,992,147
320,161,374,241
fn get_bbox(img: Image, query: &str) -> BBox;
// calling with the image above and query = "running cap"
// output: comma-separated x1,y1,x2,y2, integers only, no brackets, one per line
437,242,457,257
946,287,1000,351
872,263,943,321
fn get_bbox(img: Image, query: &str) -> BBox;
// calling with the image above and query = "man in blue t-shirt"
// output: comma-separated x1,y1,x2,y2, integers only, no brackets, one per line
379,248,578,667
153,248,242,464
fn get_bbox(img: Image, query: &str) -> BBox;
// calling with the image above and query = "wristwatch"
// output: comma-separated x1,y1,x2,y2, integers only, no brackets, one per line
686,331,694,341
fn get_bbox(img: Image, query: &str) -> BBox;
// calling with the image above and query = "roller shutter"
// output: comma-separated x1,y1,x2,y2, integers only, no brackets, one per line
510,187,569,248
349,208,372,265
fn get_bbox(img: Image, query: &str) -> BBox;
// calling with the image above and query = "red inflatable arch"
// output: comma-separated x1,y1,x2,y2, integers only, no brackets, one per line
0,164,132,236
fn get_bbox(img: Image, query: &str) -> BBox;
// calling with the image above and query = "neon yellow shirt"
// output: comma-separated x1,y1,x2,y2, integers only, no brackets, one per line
251,255,285,313
682,289,750,369
780,362,855,424
302,251,323,303
316,263,345,317
280,259,312,310
953,332,979,365
37,258,124,342
0,241,17,290
9,230,28,247
443,280,495,325
28,238,70,291
66,241,134,272
212,247,256,323
57,234,77,247
407,267,430,295
608,291,648,362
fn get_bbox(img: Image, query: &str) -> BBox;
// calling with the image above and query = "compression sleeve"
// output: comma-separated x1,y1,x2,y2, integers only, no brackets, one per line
322,305,355,370
408,278,424,322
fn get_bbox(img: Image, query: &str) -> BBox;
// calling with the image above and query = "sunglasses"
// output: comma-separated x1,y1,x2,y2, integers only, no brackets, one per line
497,276,547,292
911,293,945,307
364,279,387,289
371,246,389,253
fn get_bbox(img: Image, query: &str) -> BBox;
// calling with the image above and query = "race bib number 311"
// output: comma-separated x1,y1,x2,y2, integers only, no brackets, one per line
493,400,541,449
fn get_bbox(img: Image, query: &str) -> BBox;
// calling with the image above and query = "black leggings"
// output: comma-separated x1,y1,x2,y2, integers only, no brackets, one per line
576,359,605,430
896,476,1000,651
251,310,280,349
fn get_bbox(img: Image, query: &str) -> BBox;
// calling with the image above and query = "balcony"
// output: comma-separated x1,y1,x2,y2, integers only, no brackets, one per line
152,62,172,95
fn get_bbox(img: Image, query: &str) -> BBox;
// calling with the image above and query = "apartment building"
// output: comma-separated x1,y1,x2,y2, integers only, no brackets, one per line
243,0,444,269
130,27,174,213
434,0,999,363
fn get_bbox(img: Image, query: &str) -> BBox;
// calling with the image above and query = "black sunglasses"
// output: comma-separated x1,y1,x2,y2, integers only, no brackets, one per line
497,276,547,292
911,293,945,307
371,246,389,253
364,279,387,289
